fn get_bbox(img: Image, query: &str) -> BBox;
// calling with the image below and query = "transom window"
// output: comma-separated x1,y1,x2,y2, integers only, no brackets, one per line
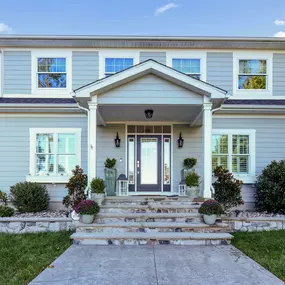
212,130,255,177
105,58,133,76
127,125,171,134
238,59,267,90
37,58,67,88
172,59,201,79
29,128,81,178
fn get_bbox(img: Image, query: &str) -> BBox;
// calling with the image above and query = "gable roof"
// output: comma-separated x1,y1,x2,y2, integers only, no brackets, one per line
73,59,228,100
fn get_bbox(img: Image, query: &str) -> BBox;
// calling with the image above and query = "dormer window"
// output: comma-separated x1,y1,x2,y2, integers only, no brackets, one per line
172,59,201,79
105,58,133,76
37,58,67,88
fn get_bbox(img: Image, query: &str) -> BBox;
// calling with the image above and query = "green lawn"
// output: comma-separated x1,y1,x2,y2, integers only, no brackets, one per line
232,230,285,282
0,231,72,285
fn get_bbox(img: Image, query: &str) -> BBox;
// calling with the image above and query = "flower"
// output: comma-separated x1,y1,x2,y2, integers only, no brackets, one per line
74,200,100,215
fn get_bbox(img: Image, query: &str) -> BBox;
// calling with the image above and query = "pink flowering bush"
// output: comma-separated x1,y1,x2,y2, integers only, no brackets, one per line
198,199,224,215
74,200,100,215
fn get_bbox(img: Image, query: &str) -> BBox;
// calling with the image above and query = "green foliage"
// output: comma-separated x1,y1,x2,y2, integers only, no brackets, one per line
104,158,116,169
63,166,87,209
90,177,105,194
0,190,8,205
255,160,285,214
0,205,14,217
10,182,49,213
198,199,224,215
183,158,197,169
185,171,200,188
242,75,266,89
74,200,100,215
213,166,243,210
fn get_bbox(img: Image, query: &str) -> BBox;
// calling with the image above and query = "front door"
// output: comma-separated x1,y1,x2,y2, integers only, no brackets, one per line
137,135,161,191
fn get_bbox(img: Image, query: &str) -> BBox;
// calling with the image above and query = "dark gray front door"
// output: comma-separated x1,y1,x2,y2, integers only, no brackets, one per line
137,135,161,191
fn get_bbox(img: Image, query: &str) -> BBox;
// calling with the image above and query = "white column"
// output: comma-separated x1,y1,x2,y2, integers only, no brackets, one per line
203,103,213,198
88,102,97,181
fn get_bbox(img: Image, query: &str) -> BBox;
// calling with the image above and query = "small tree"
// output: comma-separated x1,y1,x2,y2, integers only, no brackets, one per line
63,166,87,209
255,160,285,214
213,166,244,211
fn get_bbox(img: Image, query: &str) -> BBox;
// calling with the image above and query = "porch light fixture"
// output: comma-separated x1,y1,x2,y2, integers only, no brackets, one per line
114,132,121,147
177,132,184,148
144,109,154,119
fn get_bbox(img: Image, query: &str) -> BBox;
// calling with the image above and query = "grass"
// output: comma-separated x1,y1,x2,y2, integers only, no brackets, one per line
0,231,72,285
232,230,285,282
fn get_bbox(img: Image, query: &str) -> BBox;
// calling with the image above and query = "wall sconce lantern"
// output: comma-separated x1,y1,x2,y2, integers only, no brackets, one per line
114,132,121,147
144,109,154,119
177,132,184,148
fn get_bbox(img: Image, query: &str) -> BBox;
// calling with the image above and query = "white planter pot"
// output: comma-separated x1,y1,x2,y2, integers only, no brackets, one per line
81,214,94,224
203,214,217,225
91,193,105,205
186,187,200,200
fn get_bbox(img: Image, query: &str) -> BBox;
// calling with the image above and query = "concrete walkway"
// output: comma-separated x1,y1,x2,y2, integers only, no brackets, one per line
30,245,284,285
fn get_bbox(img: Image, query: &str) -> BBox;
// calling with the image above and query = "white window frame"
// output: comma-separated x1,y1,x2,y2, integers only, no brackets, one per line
166,51,207,81
172,58,202,79
104,58,134,77
99,50,140,79
27,128,81,183
212,129,256,183
31,50,72,96
233,51,273,98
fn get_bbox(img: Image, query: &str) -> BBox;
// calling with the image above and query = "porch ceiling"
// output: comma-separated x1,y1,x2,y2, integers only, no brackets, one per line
97,105,202,124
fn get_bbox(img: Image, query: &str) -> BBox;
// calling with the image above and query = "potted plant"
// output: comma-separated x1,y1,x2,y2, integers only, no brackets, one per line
104,158,117,196
198,199,224,225
90,177,105,205
181,157,197,181
185,171,200,200
74,200,100,224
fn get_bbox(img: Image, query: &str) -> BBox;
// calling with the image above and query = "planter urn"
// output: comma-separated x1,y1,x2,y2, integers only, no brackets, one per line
186,187,200,200
203,214,217,225
91,193,105,206
104,168,117,196
81,214,94,224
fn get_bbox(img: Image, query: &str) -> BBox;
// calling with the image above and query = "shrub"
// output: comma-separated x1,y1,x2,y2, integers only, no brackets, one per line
213,166,243,211
185,171,200,188
10,182,49,213
0,205,14,217
74,200,100,215
255,160,285,214
198,199,224,215
0,190,8,205
90,177,105,194
104,158,116,169
183,158,197,169
63,166,87,209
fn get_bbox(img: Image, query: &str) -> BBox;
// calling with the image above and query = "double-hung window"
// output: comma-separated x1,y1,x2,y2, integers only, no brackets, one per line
172,59,201,79
238,59,267,90
105,58,133,76
37,58,67,88
212,130,256,181
28,128,81,181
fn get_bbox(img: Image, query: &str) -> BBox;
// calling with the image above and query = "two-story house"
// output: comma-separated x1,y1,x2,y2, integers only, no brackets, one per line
0,35,284,210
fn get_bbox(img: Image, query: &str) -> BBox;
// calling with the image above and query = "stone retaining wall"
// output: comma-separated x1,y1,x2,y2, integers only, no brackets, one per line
223,217,285,232
0,217,75,233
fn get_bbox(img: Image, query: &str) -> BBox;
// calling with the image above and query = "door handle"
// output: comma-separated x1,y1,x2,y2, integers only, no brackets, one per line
137,160,140,168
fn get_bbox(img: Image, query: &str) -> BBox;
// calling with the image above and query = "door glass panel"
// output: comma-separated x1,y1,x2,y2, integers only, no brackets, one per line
164,138,170,184
144,126,153,133
137,126,144,133
128,138,135,184
141,138,158,184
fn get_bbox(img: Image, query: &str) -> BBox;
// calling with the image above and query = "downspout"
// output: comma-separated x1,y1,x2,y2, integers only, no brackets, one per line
71,92,91,198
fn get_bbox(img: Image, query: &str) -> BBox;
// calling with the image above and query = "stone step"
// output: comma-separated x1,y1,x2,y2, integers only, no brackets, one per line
100,203,200,213
76,221,229,233
95,212,202,223
71,232,233,245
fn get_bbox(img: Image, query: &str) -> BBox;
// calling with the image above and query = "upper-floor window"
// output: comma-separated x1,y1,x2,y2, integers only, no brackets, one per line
172,59,201,79
238,59,267,90
105,58,133,76
37,58,67,88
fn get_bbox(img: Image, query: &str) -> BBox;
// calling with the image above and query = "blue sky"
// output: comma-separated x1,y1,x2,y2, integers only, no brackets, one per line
0,0,285,37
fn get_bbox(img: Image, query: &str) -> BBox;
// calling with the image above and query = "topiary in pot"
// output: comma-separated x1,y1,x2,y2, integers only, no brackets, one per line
199,199,224,225
104,158,117,196
183,158,197,170
10,182,49,213
255,160,285,214
213,166,244,211
90,177,105,205
185,171,200,200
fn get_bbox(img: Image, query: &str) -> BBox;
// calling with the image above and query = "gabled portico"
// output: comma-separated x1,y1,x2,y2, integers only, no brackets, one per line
73,60,227,198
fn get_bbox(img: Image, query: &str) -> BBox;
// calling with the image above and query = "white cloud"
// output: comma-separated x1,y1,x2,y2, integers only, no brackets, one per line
274,19,285,26
274,31,285,37
154,3,178,16
0,23,13,33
